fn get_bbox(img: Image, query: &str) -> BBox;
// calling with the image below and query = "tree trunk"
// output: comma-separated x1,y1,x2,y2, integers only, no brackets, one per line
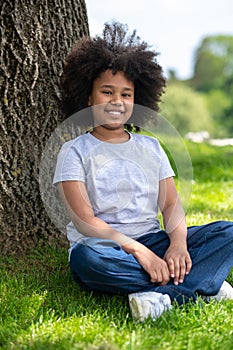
0,0,89,254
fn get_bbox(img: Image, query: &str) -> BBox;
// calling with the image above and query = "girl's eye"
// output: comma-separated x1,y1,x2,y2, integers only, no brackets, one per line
102,90,112,95
122,93,131,98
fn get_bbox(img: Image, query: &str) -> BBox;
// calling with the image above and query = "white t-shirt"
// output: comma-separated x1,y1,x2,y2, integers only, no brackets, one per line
53,132,175,247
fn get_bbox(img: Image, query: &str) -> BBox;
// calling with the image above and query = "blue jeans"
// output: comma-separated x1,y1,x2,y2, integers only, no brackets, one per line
69,221,233,305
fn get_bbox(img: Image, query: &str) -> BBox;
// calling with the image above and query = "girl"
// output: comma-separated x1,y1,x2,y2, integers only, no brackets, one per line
53,22,233,321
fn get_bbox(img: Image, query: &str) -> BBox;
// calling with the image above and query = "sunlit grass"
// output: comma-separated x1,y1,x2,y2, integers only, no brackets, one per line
186,141,233,225
1,141,233,350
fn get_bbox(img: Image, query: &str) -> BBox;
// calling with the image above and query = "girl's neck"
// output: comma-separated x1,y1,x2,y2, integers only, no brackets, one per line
91,126,130,144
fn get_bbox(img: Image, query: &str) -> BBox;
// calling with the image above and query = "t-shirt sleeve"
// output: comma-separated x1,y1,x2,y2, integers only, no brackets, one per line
53,140,85,185
159,143,175,180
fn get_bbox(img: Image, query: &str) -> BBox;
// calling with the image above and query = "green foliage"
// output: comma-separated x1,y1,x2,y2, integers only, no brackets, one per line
192,35,233,92
160,35,233,137
189,35,233,135
201,87,233,137
164,35,233,137
205,89,231,118
0,142,233,350
220,75,233,134
161,82,213,136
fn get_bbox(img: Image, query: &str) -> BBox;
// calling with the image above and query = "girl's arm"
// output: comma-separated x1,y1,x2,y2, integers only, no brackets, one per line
58,180,171,285
158,177,192,285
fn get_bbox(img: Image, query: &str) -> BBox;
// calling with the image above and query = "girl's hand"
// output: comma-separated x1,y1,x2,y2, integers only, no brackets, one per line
125,242,171,285
163,245,192,285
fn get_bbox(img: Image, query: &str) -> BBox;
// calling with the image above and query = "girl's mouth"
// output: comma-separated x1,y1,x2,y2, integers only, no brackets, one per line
105,110,124,116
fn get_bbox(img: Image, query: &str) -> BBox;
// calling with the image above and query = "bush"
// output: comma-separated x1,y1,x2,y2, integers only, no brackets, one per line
161,83,213,136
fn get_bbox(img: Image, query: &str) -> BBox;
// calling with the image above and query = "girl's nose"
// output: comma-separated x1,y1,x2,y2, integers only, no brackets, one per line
110,94,123,105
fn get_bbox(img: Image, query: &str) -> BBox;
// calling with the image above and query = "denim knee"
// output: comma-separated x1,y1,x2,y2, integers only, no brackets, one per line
70,239,116,276
70,243,93,272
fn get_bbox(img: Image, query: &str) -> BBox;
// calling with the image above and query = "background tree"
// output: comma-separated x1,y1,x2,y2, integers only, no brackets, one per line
0,0,89,254
204,89,231,137
191,35,233,92
161,82,213,136
190,35,233,135
221,75,233,134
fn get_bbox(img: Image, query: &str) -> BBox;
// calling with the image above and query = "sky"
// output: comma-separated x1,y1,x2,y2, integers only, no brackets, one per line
85,0,233,79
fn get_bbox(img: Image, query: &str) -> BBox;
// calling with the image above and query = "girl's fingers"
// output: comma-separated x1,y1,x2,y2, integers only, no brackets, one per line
166,258,175,278
185,256,192,274
165,254,192,285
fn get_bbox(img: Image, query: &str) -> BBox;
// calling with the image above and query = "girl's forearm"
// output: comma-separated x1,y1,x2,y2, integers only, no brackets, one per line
162,202,188,245
71,214,138,249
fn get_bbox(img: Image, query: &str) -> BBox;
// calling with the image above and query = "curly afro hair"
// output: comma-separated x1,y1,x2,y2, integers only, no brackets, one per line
60,21,166,128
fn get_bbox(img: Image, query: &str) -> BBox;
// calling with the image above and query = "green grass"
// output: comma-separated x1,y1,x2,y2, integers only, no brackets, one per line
186,142,233,225
1,141,233,350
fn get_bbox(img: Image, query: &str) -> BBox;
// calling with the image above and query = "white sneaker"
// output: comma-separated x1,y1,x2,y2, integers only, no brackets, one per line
128,291,172,322
201,281,233,302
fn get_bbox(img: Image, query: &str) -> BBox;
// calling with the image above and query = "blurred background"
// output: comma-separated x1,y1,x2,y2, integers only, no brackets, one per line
86,0,233,138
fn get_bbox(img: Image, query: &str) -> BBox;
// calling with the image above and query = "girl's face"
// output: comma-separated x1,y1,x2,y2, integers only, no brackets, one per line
88,69,134,130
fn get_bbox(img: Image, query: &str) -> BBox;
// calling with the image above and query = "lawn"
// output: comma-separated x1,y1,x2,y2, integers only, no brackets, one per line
1,141,233,350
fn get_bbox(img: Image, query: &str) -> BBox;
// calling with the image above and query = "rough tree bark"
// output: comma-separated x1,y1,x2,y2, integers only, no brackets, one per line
0,0,89,254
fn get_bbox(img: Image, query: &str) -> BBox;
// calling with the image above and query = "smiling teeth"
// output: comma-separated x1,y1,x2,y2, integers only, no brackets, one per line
108,111,122,115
